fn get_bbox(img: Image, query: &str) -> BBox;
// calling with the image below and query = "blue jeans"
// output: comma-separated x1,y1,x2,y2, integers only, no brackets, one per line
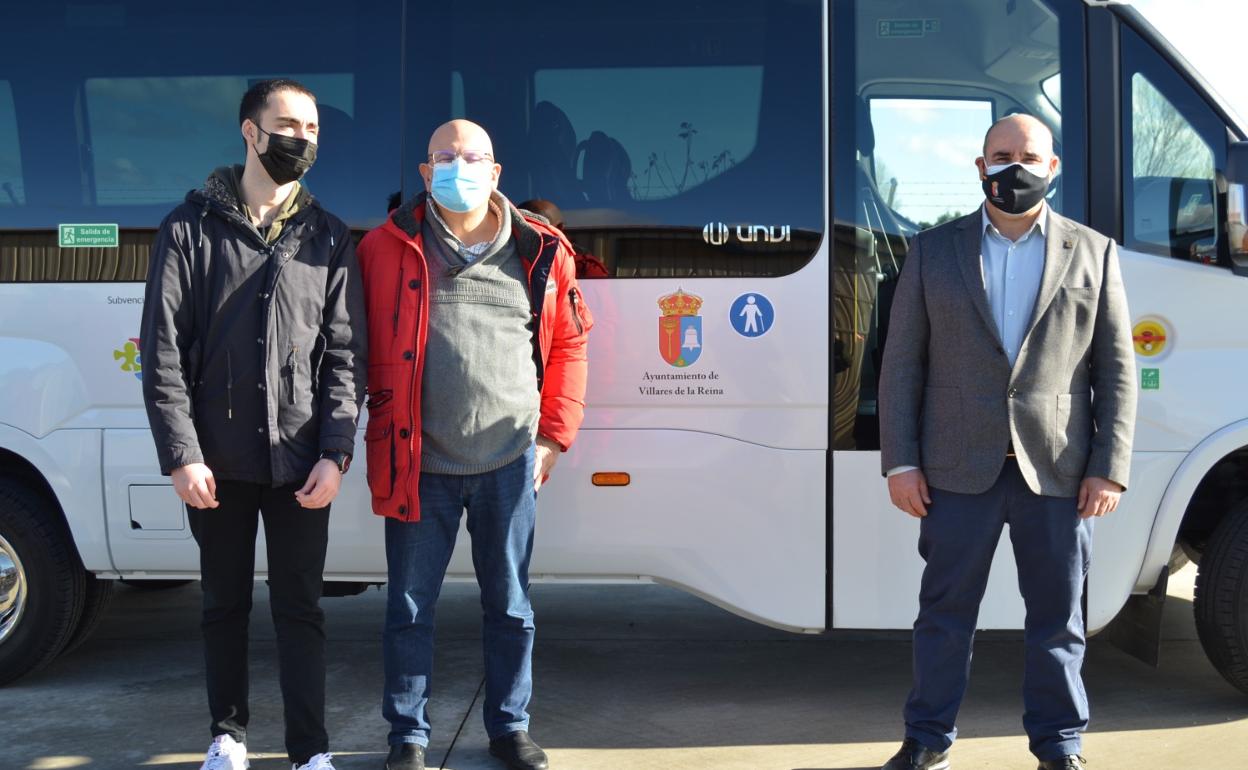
382,444,537,747
903,459,1094,761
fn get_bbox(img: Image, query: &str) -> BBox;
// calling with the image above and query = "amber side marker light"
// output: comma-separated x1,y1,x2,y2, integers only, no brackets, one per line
591,472,631,487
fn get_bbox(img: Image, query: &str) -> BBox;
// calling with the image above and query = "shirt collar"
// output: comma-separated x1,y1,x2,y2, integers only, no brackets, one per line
981,201,1048,242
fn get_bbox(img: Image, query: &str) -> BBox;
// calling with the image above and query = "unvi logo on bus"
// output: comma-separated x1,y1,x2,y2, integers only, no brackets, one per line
702,222,791,246
657,288,703,367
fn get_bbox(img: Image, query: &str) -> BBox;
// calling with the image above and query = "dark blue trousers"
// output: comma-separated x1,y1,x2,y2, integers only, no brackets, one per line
904,459,1093,761
383,445,538,746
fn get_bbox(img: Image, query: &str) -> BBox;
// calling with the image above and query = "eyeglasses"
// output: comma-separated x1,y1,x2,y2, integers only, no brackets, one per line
428,150,494,166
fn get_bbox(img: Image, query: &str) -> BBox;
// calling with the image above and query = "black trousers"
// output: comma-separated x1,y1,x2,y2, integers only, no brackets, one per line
188,480,330,765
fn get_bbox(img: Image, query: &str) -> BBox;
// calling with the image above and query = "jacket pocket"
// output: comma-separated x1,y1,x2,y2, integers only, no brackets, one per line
919,386,962,471
1058,285,1098,327
310,332,327,395
283,346,299,405
185,339,204,395
1053,392,1093,478
364,404,395,499
567,288,589,335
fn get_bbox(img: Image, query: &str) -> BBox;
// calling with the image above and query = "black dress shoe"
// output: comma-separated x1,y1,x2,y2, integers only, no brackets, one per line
488,730,549,770
384,743,426,770
881,737,951,770
1037,756,1086,770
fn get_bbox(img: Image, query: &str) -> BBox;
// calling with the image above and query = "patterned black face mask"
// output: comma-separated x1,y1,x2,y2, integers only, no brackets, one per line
982,163,1050,215
254,125,317,185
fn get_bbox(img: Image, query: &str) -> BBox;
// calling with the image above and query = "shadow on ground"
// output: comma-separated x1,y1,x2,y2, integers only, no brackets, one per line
6,565,1246,769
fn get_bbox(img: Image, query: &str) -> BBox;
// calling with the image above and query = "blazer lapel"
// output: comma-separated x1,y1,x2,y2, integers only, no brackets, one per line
955,212,1003,347
1024,209,1077,334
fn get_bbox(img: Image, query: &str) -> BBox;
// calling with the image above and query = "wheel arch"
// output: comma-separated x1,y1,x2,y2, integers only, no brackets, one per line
0,424,109,572
1139,419,1248,587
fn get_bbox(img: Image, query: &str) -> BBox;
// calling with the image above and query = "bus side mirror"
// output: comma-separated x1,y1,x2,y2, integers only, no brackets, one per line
1225,141,1248,276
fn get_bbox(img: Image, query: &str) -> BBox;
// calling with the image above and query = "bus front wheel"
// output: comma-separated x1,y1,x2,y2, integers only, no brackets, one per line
1194,500,1248,696
0,480,86,686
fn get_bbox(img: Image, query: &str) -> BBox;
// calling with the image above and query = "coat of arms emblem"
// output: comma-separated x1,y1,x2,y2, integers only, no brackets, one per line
658,289,703,367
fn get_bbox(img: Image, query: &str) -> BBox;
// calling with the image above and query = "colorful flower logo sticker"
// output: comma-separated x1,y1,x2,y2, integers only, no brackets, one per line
657,288,703,367
1132,318,1169,358
114,337,142,381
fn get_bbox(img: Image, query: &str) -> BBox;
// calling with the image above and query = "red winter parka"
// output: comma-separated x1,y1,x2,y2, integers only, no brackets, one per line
357,193,593,521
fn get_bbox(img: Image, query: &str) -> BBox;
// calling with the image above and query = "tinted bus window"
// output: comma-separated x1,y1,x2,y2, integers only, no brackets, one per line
1121,28,1224,264
0,1,400,236
0,81,21,207
403,0,824,278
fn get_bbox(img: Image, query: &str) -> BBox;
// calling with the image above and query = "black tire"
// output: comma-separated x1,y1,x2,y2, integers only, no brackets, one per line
119,578,193,590
60,573,114,656
0,481,86,686
1194,501,1248,696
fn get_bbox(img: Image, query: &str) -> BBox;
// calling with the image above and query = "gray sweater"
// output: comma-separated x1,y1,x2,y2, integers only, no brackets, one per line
419,196,540,474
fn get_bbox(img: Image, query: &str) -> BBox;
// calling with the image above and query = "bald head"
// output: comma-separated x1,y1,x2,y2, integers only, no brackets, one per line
427,119,495,158
982,114,1055,162
420,119,502,214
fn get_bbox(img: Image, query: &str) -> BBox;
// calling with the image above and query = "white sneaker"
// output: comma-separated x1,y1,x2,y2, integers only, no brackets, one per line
200,734,249,770
293,752,335,770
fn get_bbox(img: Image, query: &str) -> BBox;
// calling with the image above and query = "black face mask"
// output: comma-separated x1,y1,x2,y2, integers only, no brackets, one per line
253,125,317,185
982,163,1050,215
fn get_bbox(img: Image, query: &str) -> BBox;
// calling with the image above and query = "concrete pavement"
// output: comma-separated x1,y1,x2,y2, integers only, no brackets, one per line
4,563,1246,769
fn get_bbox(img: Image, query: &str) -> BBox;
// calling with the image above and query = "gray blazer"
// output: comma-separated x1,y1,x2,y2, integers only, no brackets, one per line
878,208,1136,498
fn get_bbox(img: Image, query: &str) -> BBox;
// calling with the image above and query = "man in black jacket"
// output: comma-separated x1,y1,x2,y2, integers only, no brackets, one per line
140,78,367,770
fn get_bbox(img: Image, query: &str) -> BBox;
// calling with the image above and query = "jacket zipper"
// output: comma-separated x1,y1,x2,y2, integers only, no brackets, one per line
286,346,298,404
568,288,584,335
226,350,234,419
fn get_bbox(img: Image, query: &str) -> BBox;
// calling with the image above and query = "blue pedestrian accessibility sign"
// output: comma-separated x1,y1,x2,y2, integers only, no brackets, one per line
729,293,774,338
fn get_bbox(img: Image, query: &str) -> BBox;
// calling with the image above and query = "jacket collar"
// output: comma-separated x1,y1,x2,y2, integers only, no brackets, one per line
187,166,321,245
1025,208,1078,335
955,209,1002,348
385,190,548,260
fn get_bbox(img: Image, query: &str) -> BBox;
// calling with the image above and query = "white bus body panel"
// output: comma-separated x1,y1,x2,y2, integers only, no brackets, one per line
1114,249,1248,592
0,244,832,631
831,449,1182,631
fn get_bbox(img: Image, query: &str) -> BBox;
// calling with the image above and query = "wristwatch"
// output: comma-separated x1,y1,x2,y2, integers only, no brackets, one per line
319,450,352,474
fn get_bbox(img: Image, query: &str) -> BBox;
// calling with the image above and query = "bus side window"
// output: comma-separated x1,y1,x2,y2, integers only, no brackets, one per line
1122,27,1226,265
0,81,21,208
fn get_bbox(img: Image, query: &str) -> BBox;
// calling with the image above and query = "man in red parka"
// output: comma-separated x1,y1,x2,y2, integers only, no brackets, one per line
357,120,591,770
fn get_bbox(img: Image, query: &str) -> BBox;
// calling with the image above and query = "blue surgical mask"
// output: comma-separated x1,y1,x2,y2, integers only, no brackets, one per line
430,159,493,213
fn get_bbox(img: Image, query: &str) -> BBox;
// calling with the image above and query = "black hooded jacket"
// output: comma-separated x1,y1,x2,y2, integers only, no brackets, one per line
140,171,367,486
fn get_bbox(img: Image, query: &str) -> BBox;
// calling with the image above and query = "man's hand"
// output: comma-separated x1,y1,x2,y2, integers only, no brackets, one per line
534,436,561,492
1078,476,1123,519
888,468,931,518
172,463,218,509
295,458,343,509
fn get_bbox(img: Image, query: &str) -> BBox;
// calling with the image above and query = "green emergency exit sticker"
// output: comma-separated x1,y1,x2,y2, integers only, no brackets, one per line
59,223,118,248
1142,368,1160,390
877,18,941,38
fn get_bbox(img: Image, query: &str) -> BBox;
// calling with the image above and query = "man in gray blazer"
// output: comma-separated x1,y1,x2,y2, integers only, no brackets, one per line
877,114,1136,770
